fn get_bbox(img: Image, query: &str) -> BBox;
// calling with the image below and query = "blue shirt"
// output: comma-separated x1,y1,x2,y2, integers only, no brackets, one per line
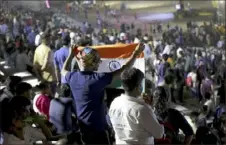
65,71,113,131
27,31,36,45
49,97,75,134
54,46,69,83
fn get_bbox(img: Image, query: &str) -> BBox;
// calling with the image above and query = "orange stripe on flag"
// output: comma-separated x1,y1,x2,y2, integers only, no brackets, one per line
77,43,144,59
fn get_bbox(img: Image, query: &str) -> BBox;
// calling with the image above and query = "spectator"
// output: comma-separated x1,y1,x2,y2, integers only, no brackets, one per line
15,47,33,72
33,83,52,119
0,76,22,102
153,86,194,144
109,68,164,144
33,34,56,94
15,82,32,99
1,96,46,145
61,43,144,144
54,35,70,87
49,84,74,134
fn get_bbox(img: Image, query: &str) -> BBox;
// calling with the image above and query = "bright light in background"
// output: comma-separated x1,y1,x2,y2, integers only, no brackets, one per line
219,0,224,4
13,71,33,77
138,13,174,21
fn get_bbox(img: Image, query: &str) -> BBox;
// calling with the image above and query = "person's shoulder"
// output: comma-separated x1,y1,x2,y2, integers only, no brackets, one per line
168,108,181,115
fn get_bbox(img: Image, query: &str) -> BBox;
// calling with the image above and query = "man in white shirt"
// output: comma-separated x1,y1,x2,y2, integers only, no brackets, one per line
162,42,173,55
35,29,44,46
109,68,164,145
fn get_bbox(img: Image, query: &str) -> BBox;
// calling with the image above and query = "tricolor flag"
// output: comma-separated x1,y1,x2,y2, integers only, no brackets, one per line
76,43,145,88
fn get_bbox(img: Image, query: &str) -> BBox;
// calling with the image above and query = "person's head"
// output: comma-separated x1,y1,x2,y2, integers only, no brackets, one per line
62,34,71,46
121,68,144,97
1,96,31,135
15,82,32,99
59,84,71,98
5,76,22,94
153,86,169,115
162,54,169,61
77,47,101,71
40,33,50,45
195,126,219,144
36,82,52,96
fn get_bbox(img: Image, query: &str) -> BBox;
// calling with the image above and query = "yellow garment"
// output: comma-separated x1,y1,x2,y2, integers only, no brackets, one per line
167,57,174,68
33,44,56,82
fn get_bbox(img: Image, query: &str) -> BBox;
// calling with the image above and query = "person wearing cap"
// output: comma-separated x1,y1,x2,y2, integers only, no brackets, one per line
61,43,144,144
54,35,70,86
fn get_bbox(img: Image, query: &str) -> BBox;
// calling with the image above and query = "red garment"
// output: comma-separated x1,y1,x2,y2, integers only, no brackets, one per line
35,94,51,119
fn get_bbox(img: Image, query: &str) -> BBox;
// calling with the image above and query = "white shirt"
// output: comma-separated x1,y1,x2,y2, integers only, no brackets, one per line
176,47,183,58
33,94,42,115
109,94,164,145
144,44,151,58
35,32,43,46
162,44,172,55
16,53,33,71
3,125,45,145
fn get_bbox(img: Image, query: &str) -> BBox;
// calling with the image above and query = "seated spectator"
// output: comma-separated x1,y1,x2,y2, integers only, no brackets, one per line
0,76,22,102
49,84,82,144
109,68,164,144
15,82,32,99
1,96,46,145
49,84,75,134
15,47,34,72
203,92,214,117
153,86,194,145
33,83,52,119
192,126,220,144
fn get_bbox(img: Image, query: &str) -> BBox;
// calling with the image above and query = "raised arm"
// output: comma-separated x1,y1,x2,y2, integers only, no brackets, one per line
111,43,145,82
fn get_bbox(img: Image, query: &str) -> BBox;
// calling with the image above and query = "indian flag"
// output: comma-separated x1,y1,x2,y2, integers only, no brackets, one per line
78,43,145,88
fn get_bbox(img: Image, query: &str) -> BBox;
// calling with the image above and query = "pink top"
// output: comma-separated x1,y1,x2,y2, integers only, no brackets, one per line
35,94,51,119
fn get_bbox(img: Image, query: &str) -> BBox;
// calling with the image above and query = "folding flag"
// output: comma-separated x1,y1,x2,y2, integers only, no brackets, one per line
75,43,145,88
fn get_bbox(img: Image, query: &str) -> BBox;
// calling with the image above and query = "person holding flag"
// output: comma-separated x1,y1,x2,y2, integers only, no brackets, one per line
61,43,144,144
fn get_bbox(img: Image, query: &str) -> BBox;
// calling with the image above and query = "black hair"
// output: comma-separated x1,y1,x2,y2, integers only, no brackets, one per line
36,82,49,90
78,37,92,46
1,96,31,132
162,54,169,61
15,82,32,96
205,92,211,100
62,34,71,46
59,84,71,98
195,126,219,144
121,68,144,92
154,86,168,99
202,105,208,112
197,50,202,57
5,76,22,94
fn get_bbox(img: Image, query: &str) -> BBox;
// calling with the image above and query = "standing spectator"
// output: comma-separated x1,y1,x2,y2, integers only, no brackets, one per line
33,34,56,94
35,27,44,46
54,35,70,87
61,43,144,144
109,68,164,144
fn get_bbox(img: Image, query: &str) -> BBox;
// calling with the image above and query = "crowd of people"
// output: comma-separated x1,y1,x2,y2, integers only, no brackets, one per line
0,3,226,145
